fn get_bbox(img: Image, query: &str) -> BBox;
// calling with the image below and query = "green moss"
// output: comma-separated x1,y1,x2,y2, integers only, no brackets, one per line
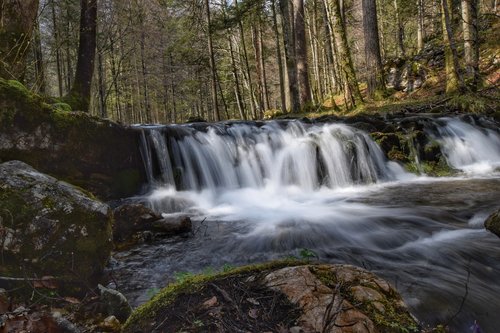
52,102,72,113
123,259,307,331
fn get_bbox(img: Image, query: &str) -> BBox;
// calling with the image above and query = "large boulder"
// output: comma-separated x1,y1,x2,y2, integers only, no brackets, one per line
485,209,500,238
0,79,145,200
123,262,418,333
0,160,113,295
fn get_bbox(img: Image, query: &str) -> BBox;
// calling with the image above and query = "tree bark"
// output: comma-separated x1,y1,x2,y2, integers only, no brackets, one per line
293,0,312,107
417,0,426,52
441,0,463,93
361,0,385,98
0,0,38,81
394,0,405,57
461,0,479,90
205,0,220,122
68,0,97,112
279,0,300,113
271,0,287,113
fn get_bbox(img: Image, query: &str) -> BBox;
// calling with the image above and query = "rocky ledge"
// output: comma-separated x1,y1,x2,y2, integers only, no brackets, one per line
123,261,418,333
0,160,113,296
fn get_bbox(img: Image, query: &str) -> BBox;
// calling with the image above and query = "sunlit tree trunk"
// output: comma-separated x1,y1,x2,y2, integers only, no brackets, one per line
362,0,385,98
294,0,312,107
461,0,479,90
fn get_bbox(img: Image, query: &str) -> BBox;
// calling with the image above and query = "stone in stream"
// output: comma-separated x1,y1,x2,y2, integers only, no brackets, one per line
98,284,132,322
112,203,192,249
123,262,418,333
0,160,113,295
485,209,500,238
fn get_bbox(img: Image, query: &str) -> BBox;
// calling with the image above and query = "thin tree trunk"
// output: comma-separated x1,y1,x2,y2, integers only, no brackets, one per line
205,0,220,122
294,0,312,108
461,0,479,90
68,0,97,112
33,18,46,94
441,0,463,93
280,0,300,113
97,50,107,118
271,0,287,113
394,0,405,57
257,19,270,111
229,34,246,120
361,0,386,98
417,0,426,52
51,0,63,97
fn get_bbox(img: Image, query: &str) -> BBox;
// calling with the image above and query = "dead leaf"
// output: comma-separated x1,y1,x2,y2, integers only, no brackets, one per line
63,297,80,304
202,296,218,308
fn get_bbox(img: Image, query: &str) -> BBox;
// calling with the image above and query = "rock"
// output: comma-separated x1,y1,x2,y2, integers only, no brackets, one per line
485,209,500,238
113,204,161,242
98,284,132,322
151,215,192,235
123,262,418,333
0,160,113,295
101,315,122,332
0,288,8,313
0,79,145,200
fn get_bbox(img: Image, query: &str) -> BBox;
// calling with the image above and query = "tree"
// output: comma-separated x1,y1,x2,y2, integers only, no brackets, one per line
293,0,312,107
0,0,39,81
441,0,463,93
461,0,479,90
280,0,300,113
67,0,97,111
361,0,386,98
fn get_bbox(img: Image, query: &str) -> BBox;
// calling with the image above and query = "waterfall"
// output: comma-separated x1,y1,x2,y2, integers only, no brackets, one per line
430,117,500,174
139,121,404,192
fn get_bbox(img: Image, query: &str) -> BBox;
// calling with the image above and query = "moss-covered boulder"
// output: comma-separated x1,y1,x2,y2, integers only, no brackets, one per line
485,209,500,238
0,79,145,200
123,261,418,333
0,160,113,295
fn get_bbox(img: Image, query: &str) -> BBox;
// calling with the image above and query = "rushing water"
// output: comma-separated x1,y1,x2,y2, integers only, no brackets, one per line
111,117,500,332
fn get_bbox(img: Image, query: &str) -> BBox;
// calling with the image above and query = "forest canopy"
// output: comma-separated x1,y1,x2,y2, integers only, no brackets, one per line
0,0,497,123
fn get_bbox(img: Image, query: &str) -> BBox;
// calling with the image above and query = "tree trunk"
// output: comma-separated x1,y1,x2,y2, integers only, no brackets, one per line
417,0,426,52
229,34,246,120
293,0,312,108
329,0,363,107
67,0,97,112
33,18,46,94
51,0,63,96
271,0,287,113
441,0,463,93
97,50,107,118
0,0,38,81
361,0,385,98
279,0,300,113
461,0,479,90
394,0,405,57
205,0,220,122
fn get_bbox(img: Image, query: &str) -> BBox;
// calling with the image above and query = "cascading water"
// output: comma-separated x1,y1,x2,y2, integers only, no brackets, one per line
114,117,500,332
429,117,500,174
140,121,405,191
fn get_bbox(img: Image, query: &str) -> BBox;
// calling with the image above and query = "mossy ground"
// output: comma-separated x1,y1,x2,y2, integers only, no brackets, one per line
123,259,307,332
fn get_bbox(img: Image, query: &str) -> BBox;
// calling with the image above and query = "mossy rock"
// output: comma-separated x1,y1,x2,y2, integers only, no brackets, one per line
0,78,145,200
123,261,419,333
0,160,113,296
485,209,500,238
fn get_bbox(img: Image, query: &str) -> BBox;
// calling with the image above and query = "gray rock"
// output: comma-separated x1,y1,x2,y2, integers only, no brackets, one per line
0,160,113,294
485,209,500,238
98,284,132,322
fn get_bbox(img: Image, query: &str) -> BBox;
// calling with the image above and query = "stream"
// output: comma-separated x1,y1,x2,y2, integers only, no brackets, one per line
110,117,500,332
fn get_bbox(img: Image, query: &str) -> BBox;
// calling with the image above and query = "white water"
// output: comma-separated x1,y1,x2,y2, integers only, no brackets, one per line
433,117,500,174
128,117,500,331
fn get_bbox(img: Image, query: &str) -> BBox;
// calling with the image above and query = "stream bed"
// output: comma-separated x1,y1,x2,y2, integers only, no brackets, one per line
110,175,500,332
